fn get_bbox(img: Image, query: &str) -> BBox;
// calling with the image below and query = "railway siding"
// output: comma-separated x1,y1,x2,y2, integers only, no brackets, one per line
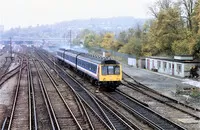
3,48,199,129
35,59,83,129
30,60,52,130
10,63,29,130
36,49,135,130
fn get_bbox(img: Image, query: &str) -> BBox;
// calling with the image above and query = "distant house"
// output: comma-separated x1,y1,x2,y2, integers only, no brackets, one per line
145,55,200,77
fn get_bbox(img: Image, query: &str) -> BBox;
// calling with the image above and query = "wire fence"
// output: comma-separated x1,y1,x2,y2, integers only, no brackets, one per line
88,47,136,64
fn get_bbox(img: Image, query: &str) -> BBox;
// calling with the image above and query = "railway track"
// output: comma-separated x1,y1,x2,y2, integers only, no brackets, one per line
103,90,186,130
36,49,136,130
123,72,200,118
59,61,187,130
123,71,200,111
0,58,12,78
0,55,25,87
61,65,186,130
2,59,29,130
28,59,37,130
37,49,193,129
34,59,61,129
29,59,52,130
30,50,112,130
37,56,112,130
0,65,22,88
35,59,86,129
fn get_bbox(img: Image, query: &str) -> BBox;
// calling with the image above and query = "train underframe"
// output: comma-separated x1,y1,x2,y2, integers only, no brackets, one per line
57,58,120,91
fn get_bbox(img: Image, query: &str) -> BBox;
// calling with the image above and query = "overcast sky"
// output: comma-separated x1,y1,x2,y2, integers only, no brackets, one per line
0,0,156,30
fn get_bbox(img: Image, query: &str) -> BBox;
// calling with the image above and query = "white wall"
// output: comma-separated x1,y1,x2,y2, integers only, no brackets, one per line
145,58,200,77
173,62,184,77
128,58,136,67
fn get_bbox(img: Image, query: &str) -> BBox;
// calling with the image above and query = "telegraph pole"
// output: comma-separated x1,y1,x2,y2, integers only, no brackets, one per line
10,37,12,58
69,30,71,49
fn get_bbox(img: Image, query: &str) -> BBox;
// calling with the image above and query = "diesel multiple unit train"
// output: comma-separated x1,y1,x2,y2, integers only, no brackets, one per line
56,48,122,90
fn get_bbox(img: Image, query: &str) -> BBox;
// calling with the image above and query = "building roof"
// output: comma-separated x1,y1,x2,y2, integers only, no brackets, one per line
146,56,200,63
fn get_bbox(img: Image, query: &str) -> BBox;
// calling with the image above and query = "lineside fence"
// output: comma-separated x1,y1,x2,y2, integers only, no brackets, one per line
88,47,136,64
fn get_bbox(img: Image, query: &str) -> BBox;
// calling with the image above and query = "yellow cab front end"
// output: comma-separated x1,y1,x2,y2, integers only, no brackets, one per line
98,64,122,87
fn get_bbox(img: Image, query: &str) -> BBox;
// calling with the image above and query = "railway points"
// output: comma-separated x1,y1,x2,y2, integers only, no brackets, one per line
0,46,199,130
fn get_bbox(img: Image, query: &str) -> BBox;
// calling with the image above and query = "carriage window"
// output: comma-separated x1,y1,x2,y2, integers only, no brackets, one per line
108,66,114,74
102,66,107,75
114,66,120,74
102,65,120,75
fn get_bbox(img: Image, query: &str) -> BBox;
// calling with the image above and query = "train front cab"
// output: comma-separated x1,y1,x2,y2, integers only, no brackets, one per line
98,60,122,89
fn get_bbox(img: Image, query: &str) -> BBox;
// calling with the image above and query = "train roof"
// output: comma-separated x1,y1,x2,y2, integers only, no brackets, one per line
58,48,120,64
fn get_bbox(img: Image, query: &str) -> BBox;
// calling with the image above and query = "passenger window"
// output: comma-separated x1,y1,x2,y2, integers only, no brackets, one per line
108,66,114,75
102,66,107,75
114,66,120,74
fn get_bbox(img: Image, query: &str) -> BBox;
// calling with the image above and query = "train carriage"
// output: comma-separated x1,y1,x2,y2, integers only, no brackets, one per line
56,49,122,90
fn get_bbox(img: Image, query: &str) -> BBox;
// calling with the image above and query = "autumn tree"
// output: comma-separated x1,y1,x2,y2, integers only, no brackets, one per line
73,29,95,45
100,33,117,50
116,28,136,51
145,6,185,56
84,33,102,48
149,0,174,18
119,37,142,57
181,0,197,31
191,0,200,57
193,0,200,34
118,31,128,44
119,25,144,57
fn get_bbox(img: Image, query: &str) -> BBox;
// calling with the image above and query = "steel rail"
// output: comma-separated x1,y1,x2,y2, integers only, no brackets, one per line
36,50,137,130
34,60,60,130
36,53,109,130
40,61,59,86
0,59,12,79
123,71,200,112
74,92,112,130
37,59,83,130
7,59,24,130
104,91,186,130
1,117,9,130
36,51,114,129
123,81,200,120
0,66,21,87
0,65,20,80
40,55,110,129
73,91,96,130
93,94,137,130
28,59,38,130
37,51,117,129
